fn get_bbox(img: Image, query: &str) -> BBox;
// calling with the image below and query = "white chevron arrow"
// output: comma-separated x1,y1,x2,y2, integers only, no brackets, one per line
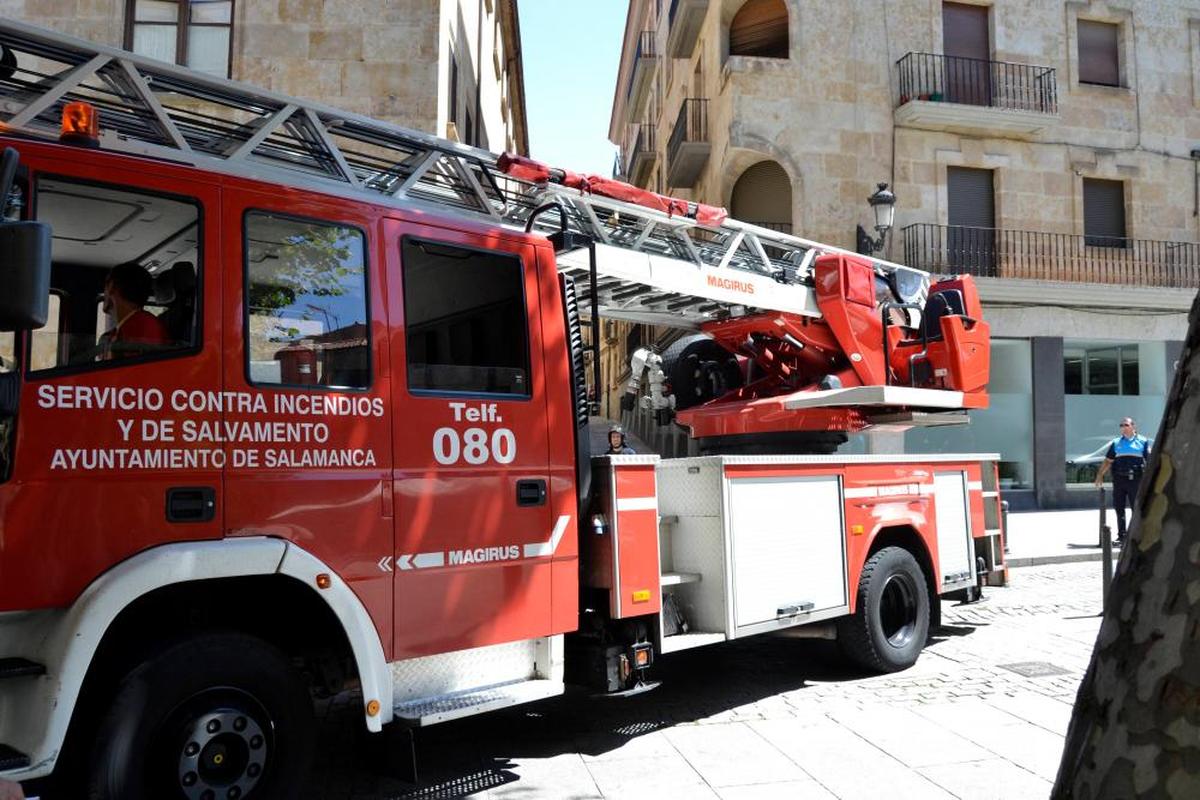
395,552,445,571
412,551,445,569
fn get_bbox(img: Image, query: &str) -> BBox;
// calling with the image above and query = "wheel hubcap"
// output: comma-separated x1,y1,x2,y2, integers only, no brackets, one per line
177,707,268,799
880,573,918,648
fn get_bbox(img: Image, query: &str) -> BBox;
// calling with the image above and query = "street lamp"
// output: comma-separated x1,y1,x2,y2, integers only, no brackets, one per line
856,182,897,256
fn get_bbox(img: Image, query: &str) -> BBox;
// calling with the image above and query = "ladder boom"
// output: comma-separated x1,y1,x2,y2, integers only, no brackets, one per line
0,19,991,434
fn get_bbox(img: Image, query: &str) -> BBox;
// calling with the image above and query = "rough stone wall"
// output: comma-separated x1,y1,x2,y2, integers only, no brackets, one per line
234,0,440,132
3,1,515,140
619,0,1200,263
0,0,125,44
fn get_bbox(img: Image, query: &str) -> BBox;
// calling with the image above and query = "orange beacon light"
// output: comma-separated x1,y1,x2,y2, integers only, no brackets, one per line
60,101,99,147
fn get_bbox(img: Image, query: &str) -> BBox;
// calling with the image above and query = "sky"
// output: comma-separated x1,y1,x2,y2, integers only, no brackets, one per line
519,0,627,177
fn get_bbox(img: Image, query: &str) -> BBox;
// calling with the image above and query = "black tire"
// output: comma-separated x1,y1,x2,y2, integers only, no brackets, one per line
838,547,930,673
659,334,743,411
86,632,315,800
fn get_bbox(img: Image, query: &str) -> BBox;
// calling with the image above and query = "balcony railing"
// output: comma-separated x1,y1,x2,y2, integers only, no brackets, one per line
896,53,1057,114
902,224,1200,288
626,122,657,186
667,98,709,187
625,30,658,117
627,31,658,98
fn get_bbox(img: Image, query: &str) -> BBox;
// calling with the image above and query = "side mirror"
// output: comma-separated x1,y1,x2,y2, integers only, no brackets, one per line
0,220,51,331
0,147,50,331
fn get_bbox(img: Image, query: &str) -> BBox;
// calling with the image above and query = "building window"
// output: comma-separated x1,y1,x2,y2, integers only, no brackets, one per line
125,0,234,78
730,160,792,232
1064,345,1139,395
1083,178,1126,248
402,238,530,397
449,50,459,126
1078,19,1120,87
729,0,788,59
245,213,369,389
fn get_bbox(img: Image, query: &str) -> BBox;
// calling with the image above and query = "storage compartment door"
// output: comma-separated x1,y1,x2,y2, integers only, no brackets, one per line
934,471,974,588
728,476,847,629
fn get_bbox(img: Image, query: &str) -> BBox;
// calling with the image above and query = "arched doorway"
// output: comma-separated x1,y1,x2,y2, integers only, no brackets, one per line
729,0,789,59
730,160,792,233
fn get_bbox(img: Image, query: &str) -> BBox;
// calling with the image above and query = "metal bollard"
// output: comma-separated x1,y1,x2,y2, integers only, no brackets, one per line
1099,487,1113,602
1001,499,1010,555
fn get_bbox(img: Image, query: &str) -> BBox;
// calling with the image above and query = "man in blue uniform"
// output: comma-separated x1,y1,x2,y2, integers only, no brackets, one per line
1094,417,1151,545
607,425,636,455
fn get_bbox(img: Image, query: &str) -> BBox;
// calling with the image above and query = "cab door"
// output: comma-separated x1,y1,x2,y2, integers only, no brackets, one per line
220,188,394,654
386,220,554,658
4,152,222,610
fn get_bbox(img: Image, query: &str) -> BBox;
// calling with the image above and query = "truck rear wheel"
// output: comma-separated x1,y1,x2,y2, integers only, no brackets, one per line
838,547,930,673
86,632,315,800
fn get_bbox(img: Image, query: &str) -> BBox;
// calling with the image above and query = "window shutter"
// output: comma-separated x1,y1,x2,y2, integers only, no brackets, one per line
947,167,994,228
729,0,789,58
730,161,791,231
1078,20,1119,86
946,167,995,273
1083,178,1126,247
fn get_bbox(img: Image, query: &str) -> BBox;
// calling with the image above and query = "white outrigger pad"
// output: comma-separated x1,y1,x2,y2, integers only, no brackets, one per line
782,385,968,411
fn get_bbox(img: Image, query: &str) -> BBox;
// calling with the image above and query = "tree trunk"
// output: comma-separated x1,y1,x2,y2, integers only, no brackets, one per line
1054,294,1200,799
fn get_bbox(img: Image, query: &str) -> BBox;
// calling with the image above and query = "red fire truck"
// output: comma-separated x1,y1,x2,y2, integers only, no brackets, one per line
0,20,1006,799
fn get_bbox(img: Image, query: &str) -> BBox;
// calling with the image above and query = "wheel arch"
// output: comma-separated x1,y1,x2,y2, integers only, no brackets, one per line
862,524,940,631
10,538,390,784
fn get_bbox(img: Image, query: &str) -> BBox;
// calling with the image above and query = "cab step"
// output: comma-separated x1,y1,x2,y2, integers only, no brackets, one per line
393,678,564,726
0,658,45,679
0,743,30,770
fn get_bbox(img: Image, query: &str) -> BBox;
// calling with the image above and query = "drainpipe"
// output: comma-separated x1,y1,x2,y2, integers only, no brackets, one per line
1191,149,1200,235
475,0,484,148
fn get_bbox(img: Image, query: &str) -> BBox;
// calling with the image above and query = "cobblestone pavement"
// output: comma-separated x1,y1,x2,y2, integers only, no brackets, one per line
306,562,1105,799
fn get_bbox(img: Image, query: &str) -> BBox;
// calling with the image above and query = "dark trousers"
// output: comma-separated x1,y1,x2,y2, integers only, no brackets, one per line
1111,474,1142,540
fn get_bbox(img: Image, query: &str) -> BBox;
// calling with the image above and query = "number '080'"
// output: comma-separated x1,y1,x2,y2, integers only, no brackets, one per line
433,427,517,465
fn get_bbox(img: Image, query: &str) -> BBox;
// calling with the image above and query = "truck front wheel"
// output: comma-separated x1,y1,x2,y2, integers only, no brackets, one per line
86,632,316,800
838,546,930,673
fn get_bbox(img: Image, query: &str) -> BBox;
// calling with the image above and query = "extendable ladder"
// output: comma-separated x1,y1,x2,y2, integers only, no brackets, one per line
0,18,931,330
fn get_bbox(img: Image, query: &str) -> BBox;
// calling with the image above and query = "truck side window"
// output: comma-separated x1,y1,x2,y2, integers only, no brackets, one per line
0,333,13,373
245,212,369,389
29,176,201,372
401,238,530,396
29,293,62,371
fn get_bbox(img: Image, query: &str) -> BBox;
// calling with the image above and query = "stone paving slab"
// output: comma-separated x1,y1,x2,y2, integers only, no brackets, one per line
824,705,994,768
662,722,810,787
714,779,838,800
917,759,1054,800
585,756,721,798
748,719,958,800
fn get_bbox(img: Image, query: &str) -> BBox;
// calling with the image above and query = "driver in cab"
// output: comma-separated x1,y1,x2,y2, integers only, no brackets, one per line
98,262,169,360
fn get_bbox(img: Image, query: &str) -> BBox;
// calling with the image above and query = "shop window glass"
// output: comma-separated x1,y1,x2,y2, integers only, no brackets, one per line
1065,341,1162,487
898,338,1034,490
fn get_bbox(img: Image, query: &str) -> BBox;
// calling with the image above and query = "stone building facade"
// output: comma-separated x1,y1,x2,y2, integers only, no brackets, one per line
609,0,1198,508
8,0,528,155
